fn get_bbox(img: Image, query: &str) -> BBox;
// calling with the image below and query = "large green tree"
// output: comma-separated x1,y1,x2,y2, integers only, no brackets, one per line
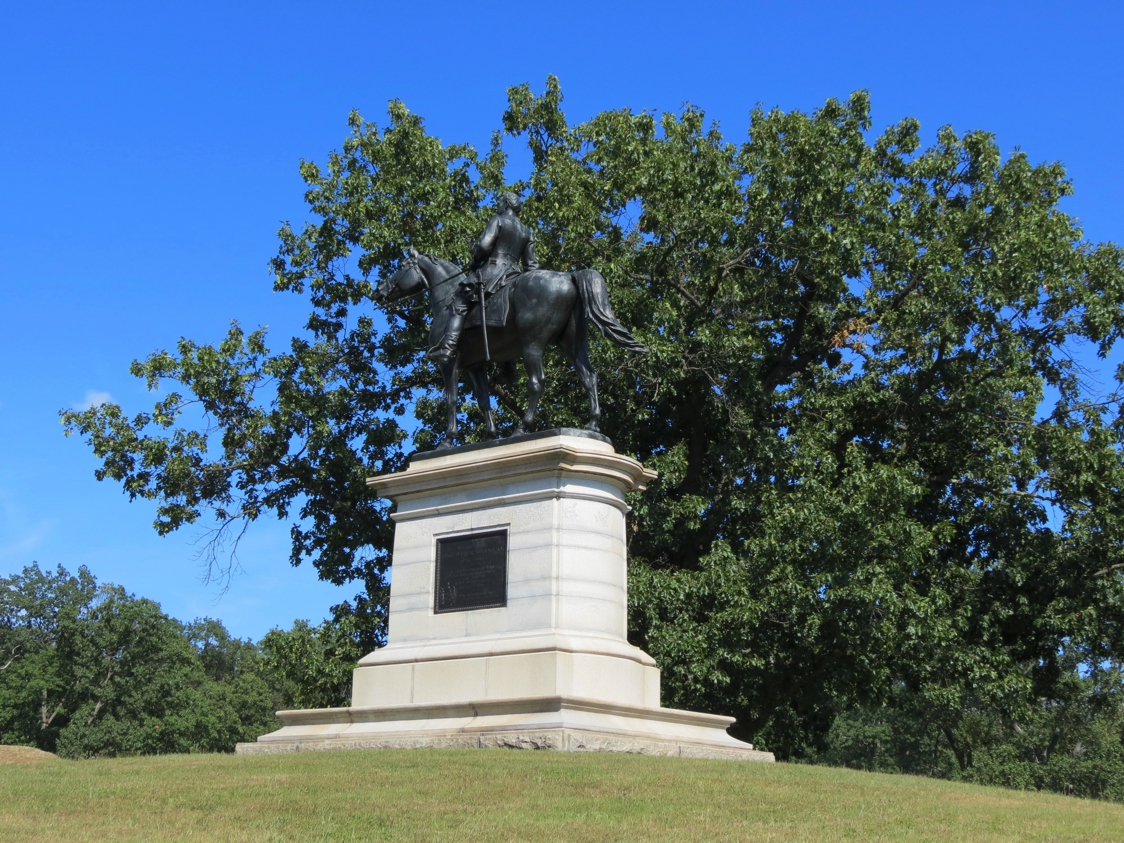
63,77,1124,757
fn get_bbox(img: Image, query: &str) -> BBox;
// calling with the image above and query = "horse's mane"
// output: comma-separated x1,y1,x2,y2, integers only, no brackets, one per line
424,254,461,281
420,254,464,308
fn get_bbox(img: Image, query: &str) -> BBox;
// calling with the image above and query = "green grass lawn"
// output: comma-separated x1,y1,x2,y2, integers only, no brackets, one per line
2,747,1123,842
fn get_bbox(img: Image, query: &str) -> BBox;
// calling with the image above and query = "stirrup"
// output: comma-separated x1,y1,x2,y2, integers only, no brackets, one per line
427,342,456,363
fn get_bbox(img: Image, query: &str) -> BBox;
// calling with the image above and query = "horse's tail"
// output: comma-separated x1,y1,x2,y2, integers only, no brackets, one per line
572,269,648,353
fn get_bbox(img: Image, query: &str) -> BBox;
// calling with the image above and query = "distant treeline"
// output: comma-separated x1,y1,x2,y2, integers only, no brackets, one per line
3,562,1124,802
0,563,360,758
803,674,1124,802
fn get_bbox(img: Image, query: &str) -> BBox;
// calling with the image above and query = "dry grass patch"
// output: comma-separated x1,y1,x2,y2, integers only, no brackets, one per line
0,746,56,765
1,748,1122,841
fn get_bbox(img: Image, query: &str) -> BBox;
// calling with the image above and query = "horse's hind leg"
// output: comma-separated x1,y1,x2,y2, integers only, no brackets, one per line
468,366,497,438
515,346,546,435
560,305,601,432
439,362,458,448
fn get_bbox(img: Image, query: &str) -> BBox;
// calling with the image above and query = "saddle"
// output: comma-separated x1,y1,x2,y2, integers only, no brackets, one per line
463,281,513,329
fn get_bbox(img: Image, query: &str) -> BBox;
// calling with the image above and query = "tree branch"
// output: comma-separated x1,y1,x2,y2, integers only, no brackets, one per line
488,382,526,421
763,266,819,390
632,273,707,311
1094,563,1124,578
0,644,20,671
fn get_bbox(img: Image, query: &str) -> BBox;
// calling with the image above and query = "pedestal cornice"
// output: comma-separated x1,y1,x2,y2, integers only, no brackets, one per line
366,430,657,502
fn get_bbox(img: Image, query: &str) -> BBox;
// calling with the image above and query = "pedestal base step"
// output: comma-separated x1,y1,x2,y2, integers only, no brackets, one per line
236,695,774,763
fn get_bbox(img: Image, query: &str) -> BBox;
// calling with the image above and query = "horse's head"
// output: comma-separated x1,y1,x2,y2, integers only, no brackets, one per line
372,246,429,306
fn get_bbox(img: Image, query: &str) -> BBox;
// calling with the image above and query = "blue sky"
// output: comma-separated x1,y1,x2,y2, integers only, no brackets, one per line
1,1,1121,641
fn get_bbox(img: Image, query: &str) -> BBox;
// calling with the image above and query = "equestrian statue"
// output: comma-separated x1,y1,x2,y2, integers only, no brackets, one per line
372,192,647,447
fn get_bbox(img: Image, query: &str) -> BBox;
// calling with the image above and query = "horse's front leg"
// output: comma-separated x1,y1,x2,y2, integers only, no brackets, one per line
439,362,459,448
468,366,497,438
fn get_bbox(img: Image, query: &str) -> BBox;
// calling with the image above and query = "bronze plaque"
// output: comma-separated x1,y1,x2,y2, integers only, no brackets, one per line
434,529,507,613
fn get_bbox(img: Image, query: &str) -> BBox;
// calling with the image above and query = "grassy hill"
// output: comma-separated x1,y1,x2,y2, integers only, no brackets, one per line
2,747,1123,842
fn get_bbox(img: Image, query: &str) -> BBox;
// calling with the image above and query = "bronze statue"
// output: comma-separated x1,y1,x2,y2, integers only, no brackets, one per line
427,192,538,364
373,197,646,447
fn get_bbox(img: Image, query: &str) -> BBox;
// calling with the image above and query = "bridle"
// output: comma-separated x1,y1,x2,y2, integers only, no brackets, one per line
398,253,430,291
379,252,466,303
377,253,428,303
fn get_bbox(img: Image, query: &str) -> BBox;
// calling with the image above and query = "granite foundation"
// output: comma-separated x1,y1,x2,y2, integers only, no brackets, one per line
238,429,773,762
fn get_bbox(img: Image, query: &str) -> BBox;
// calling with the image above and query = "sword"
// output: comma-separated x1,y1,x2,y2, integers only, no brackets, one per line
478,279,491,362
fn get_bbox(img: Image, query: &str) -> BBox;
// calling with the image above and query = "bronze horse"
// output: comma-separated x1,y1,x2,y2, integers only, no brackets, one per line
373,248,646,447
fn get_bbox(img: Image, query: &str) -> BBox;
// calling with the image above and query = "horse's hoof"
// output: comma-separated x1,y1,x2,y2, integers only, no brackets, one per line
512,425,525,437
436,440,454,450
587,421,601,433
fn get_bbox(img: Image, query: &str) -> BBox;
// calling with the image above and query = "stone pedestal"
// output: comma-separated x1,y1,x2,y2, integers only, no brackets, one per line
237,430,772,762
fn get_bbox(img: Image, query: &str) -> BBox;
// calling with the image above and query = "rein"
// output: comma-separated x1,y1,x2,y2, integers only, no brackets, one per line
415,255,468,299
381,253,466,310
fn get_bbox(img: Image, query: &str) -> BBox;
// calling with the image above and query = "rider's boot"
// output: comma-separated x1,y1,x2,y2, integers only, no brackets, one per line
427,310,465,364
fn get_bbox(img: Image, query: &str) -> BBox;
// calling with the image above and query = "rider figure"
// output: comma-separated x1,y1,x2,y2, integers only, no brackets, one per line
427,192,539,364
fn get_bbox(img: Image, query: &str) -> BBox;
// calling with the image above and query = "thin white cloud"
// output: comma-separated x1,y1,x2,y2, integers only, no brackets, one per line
74,390,112,411
0,487,53,564
0,520,51,561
